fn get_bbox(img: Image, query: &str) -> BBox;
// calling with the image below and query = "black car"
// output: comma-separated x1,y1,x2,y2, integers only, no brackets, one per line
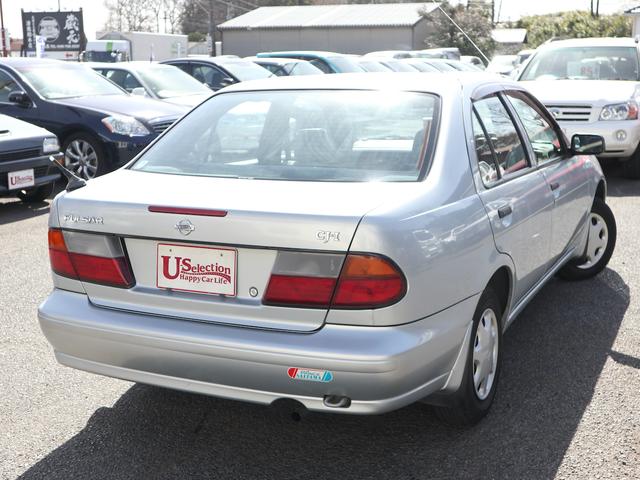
0,113,61,202
0,58,188,180
161,56,272,91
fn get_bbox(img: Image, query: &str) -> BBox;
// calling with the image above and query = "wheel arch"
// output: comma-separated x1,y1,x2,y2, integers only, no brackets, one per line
595,179,606,203
486,265,513,322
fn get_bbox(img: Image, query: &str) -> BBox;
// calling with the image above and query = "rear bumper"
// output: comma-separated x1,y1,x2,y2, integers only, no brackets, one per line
38,290,478,414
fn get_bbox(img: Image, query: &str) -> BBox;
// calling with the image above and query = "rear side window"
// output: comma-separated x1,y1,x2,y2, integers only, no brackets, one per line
104,70,142,92
192,64,227,90
132,90,439,182
309,59,332,73
473,95,529,181
505,92,563,165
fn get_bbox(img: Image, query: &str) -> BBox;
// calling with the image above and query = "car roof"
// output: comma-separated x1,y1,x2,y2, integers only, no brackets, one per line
164,56,252,65
86,61,174,70
0,58,78,68
245,57,307,66
539,37,638,49
257,51,343,58
220,71,507,95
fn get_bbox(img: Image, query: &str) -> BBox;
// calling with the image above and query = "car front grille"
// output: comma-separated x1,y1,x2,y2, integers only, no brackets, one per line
150,119,176,135
545,104,593,122
0,148,41,162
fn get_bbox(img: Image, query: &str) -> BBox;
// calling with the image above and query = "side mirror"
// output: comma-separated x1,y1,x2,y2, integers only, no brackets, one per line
130,87,148,97
220,77,235,87
570,134,604,155
8,90,32,107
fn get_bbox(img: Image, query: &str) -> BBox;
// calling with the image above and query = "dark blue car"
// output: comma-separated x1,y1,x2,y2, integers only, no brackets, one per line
0,58,187,179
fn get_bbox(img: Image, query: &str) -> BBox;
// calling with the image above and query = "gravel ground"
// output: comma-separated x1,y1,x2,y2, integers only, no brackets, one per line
0,168,638,480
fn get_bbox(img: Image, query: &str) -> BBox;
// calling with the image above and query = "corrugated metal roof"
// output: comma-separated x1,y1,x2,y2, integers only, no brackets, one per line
491,28,527,44
218,3,435,30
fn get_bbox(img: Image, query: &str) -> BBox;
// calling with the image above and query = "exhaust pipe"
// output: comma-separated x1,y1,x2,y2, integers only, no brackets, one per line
323,395,351,409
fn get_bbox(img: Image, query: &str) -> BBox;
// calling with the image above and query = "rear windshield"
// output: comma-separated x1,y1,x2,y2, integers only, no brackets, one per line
132,90,439,182
520,46,639,81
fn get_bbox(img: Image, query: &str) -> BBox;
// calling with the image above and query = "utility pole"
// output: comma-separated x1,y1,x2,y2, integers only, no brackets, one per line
208,0,216,56
0,0,7,57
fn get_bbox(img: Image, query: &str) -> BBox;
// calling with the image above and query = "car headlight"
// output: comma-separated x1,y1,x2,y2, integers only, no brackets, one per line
599,101,638,121
42,137,60,153
101,115,150,136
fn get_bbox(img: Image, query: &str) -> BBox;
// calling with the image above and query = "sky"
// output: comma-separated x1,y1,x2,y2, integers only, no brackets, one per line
1,0,638,40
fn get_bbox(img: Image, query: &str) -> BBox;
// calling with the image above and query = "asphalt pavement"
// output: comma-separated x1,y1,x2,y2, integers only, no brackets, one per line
1,167,638,480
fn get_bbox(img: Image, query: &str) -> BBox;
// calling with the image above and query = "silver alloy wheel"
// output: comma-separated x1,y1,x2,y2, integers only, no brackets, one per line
65,139,99,180
473,308,499,401
576,212,608,270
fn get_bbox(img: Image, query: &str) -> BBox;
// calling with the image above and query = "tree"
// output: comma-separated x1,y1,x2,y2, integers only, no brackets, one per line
103,0,187,33
164,0,186,34
104,0,153,32
421,1,495,59
517,11,631,48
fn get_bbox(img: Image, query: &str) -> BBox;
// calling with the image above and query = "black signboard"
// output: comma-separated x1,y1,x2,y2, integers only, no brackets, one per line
21,10,84,52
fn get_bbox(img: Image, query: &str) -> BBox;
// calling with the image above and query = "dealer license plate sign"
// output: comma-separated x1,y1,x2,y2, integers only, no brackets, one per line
8,169,35,190
156,243,237,296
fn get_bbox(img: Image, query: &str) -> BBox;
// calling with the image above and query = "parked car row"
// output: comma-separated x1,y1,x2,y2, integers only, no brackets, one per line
2,35,640,199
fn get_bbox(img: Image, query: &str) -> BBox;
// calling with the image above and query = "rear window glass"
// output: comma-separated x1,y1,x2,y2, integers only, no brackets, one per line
132,90,439,182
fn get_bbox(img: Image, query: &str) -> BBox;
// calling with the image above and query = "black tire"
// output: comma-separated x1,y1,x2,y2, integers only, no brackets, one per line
432,287,503,426
557,198,616,281
62,132,109,180
16,183,54,203
622,150,640,179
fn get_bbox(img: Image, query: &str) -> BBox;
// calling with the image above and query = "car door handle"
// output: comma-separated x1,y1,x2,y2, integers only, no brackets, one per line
497,205,513,218
549,182,560,191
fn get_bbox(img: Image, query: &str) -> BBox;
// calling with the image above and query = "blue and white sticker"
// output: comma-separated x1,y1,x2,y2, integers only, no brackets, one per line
287,367,333,383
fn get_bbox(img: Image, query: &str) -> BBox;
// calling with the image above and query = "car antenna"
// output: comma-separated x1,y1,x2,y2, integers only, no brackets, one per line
48,155,87,192
429,1,491,65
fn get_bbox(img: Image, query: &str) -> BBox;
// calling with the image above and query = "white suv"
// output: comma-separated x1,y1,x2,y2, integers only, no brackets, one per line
518,37,640,178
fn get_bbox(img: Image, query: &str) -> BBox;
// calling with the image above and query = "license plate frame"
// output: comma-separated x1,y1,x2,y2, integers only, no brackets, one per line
8,168,35,190
156,243,237,297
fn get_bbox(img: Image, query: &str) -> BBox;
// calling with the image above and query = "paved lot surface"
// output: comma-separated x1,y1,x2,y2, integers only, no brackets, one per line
1,167,639,480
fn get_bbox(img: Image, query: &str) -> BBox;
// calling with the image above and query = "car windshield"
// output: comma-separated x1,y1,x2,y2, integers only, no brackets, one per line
327,56,364,73
285,62,323,76
135,65,211,98
382,60,416,72
520,46,639,81
218,60,272,81
358,61,390,72
16,64,124,99
132,90,439,182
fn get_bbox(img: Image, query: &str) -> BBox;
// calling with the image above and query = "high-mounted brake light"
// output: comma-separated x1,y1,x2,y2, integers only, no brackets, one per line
48,228,135,288
263,253,405,309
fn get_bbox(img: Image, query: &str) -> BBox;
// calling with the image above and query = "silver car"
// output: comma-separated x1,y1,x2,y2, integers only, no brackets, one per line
38,73,617,424
519,37,640,179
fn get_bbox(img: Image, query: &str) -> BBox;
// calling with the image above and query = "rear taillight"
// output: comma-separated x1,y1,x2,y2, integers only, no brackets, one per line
263,252,405,309
332,254,405,308
48,228,135,288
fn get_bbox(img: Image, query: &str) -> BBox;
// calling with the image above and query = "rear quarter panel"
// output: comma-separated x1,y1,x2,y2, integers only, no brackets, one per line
326,93,510,327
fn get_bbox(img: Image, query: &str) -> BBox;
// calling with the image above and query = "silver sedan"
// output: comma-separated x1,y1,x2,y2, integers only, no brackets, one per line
38,73,616,425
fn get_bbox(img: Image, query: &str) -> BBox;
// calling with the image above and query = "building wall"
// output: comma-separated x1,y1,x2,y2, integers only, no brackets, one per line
633,17,640,37
221,24,425,56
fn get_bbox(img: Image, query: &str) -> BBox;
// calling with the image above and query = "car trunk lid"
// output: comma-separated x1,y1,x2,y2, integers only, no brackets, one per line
56,169,405,331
